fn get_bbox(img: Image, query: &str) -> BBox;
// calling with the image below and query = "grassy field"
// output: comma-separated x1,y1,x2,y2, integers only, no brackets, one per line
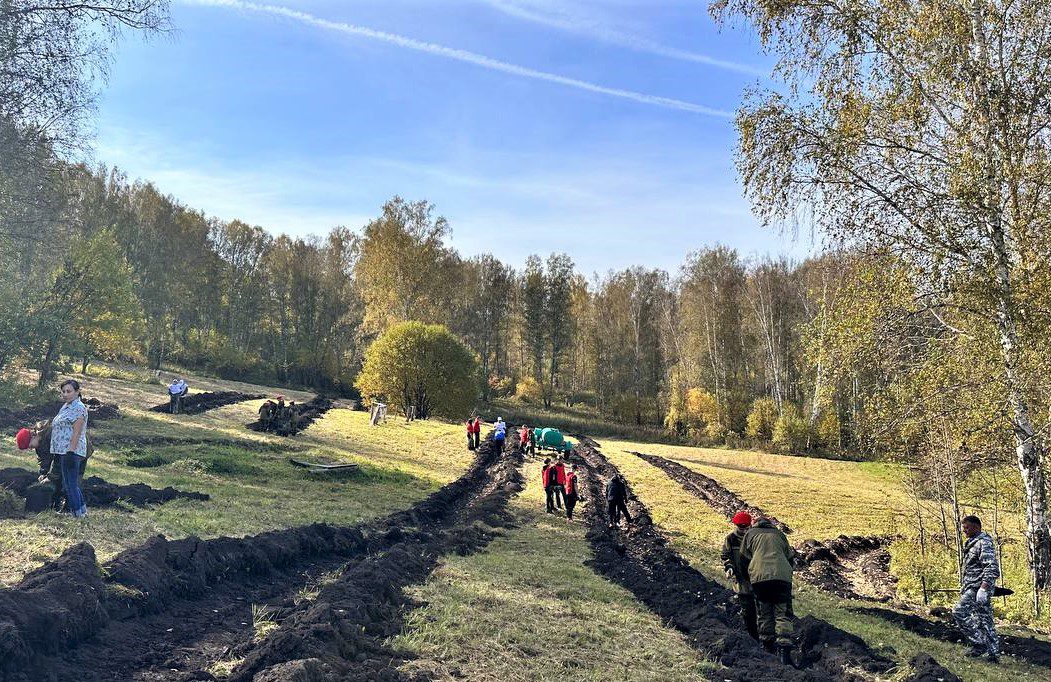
600,439,1048,681
392,458,716,681
0,368,475,585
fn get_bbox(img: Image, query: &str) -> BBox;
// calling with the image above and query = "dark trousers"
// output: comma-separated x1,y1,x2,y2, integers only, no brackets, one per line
752,580,793,647
60,453,87,517
467,433,475,449
565,493,578,519
737,593,760,641
608,498,631,525
494,438,504,453
472,432,480,448
553,484,565,508
169,392,185,414
545,485,556,513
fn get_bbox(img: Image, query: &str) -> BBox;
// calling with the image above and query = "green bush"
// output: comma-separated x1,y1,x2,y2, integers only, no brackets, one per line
356,321,479,419
772,404,809,453
745,397,778,440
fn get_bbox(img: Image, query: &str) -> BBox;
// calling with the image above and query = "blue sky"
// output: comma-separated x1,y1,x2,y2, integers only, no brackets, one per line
94,0,816,275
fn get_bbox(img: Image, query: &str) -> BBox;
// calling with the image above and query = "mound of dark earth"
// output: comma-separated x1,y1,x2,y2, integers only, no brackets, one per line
795,536,898,602
630,450,792,532
635,450,900,603
0,397,119,432
246,395,335,435
853,605,1051,669
149,391,264,415
0,432,523,682
580,438,954,682
0,467,208,513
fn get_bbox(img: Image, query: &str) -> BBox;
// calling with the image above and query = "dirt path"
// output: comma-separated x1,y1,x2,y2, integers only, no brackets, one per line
578,438,956,682
0,433,523,682
0,397,119,432
149,391,264,415
632,450,898,602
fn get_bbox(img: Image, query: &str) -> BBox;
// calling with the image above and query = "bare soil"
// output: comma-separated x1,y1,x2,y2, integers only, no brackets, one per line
149,392,264,415
580,438,954,682
0,432,523,682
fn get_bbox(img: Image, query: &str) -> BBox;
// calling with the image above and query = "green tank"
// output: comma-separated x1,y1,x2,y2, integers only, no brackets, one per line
537,428,573,453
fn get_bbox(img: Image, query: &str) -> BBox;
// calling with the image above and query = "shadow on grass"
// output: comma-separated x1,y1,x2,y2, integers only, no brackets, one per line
850,605,1051,669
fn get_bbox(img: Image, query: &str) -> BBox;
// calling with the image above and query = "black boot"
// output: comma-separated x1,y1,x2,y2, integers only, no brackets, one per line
777,645,793,666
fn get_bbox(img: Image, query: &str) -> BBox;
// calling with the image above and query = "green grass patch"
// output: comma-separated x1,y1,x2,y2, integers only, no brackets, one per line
392,459,716,681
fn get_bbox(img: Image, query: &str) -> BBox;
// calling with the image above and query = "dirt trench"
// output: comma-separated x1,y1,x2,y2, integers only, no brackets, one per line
149,392,265,416
0,433,522,682
0,397,120,432
245,396,335,436
0,467,209,513
632,450,898,603
630,450,792,532
851,605,1051,670
578,438,955,682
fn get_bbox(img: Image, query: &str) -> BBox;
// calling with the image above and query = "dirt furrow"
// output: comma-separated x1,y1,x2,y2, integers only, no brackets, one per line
578,438,956,682
851,605,1051,670
149,392,264,415
0,433,520,682
632,450,899,603
630,450,791,532
220,434,525,682
0,467,209,513
0,397,120,432
246,396,334,436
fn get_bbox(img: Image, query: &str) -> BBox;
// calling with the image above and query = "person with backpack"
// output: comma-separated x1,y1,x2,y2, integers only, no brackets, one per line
493,423,506,454
542,458,556,513
740,517,796,665
605,473,631,528
552,456,568,509
564,465,582,521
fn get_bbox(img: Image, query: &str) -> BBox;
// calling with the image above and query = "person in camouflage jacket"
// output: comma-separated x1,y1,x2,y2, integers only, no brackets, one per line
953,515,1001,663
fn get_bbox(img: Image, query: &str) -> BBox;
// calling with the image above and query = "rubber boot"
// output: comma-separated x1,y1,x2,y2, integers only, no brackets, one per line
777,645,793,666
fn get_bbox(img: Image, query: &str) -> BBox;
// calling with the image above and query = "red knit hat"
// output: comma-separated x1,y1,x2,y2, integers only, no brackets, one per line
731,511,753,526
15,428,33,450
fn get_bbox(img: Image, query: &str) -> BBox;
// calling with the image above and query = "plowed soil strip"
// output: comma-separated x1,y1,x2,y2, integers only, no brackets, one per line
221,435,525,682
578,438,953,682
850,605,1051,670
0,397,119,432
246,395,334,436
632,450,898,602
629,450,791,532
149,391,264,415
0,467,209,511
0,434,520,682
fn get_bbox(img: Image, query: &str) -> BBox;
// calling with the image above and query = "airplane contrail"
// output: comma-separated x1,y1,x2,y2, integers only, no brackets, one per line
480,0,768,78
186,0,734,118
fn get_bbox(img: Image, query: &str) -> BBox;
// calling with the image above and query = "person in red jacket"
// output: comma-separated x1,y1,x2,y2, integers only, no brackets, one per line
552,456,567,509
466,418,476,450
542,458,556,513
518,425,530,453
564,464,582,521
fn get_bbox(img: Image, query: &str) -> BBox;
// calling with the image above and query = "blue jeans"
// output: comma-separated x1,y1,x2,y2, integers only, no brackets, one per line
61,452,87,517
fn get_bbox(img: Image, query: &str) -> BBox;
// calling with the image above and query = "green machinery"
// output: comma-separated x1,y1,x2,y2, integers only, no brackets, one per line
533,427,574,454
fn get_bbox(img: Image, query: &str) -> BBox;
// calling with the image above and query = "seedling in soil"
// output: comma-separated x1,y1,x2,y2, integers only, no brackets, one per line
252,604,279,643
207,657,246,679
294,566,345,606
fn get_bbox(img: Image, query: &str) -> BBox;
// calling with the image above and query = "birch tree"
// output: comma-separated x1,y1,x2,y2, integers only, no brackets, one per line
714,0,1051,593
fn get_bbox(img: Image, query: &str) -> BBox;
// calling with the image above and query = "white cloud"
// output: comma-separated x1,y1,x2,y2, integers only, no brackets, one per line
479,0,768,77
183,0,733,117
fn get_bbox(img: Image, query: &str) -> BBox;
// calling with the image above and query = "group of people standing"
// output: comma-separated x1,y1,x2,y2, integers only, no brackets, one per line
14,379,91,518
541,456,581,520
